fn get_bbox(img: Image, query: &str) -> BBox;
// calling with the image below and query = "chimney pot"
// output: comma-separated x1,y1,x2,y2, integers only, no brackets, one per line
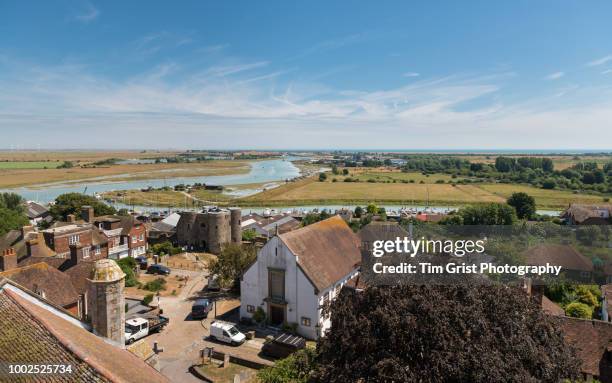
0,247,17,271
67,214,76,223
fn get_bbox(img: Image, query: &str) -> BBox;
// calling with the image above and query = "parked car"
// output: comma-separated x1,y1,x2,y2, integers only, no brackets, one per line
191,298,213,320
261,333,306,359
209,320,246,346
135,256,148,270
147,264,171,275
124,315,169,344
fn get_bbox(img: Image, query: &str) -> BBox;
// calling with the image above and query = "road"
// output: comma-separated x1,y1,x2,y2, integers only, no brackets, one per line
144,268,271,383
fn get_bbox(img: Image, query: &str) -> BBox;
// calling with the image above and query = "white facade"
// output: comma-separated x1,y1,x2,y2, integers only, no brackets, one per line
240,236,358,339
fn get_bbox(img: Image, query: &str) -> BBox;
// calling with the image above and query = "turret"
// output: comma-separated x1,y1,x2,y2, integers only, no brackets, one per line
230,207,242,244
87,259,126,346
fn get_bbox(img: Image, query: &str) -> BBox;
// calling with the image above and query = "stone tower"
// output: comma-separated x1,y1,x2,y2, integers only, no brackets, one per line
229,207,242,244
87,259,126,346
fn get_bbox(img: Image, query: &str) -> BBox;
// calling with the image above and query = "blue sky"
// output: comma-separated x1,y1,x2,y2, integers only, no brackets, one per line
1,1,612,150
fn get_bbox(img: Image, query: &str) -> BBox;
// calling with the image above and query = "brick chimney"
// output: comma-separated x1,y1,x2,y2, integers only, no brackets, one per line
0,248,17,271
82,206,94,223
26,239,40,257
69,243,84,265
67,214,76,223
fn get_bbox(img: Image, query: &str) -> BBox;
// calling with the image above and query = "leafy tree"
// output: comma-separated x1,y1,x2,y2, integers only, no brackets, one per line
494,156,516,172
242,228,257,241
150,241,181,256
458,203,516,225
0,207,29,236
0,192,24,212
342,168,349,175
301,211,331,226
565,302,592,319
50,193,116,220
541,179,556,189
331,164,339,175
208,243,257,290
576,225,600,245
318,173,327,182
257,348,317,383
311,285,580,382
117,257,138,287
354,206,363,218
366,204,378,215
507,192,536,220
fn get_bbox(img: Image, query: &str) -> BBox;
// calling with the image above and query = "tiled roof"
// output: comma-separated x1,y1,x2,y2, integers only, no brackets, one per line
26,201,49,219
557,316,612,378
524,244,593,272
279,215,361,291
562,204,612,224
541,295,564,316
0,263,79,308
0,279,170,383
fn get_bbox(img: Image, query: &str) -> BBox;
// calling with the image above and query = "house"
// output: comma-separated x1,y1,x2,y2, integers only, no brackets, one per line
561,204,611,225
39,223,109,260
25,201,52,225
0,277,169,383
93,215,147,259
241,212,301,237
0,249,81,316
240,215,361,339
557,317,612,382
523,244,593,282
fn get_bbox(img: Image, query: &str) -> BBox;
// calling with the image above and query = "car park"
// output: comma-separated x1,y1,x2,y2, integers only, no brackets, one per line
147,264,171,275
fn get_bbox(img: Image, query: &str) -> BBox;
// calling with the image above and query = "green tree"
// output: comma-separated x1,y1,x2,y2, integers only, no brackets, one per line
354,206,363,218
458,203,516,225
117,257,138,287
242,228,257,241
342,168,349,175
507,192,536,220
150,241,181,256
0,207,29,236
50,193,116,220
208,243,257,290
576,225,601,245
257,348,317,383
565,302,592,319
0,192,25,212
331,164,339,175
318,173,327,182
366,204,378,215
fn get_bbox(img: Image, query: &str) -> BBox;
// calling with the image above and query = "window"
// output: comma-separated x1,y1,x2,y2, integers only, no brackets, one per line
139,233,144,241
301,317,311,327
82,247,90,259
132,236,137,244
268,269,285,301
247,305,255,313
69,235,79,245
95,245,101,255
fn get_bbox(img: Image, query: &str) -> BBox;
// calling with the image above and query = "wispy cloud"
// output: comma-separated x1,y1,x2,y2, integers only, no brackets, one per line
587,55,612,67
289,32,374,61
545,71,564,80
1,57,611,150
75,2,99,23
403,72,420,78
602,69,612,75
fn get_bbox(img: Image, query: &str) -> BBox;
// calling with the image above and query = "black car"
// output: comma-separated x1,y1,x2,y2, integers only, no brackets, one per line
191,298,213,320
147,264,171,275
135,256,148,269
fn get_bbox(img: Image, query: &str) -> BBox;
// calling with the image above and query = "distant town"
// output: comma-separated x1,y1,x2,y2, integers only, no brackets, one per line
0,149,611,382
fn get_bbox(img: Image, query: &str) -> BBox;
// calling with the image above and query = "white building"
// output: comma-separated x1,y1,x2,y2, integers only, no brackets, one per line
240,215,361,339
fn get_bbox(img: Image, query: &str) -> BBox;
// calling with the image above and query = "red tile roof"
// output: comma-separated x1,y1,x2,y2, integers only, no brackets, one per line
524,244,593,272
557,317,612,378
279,215,361,291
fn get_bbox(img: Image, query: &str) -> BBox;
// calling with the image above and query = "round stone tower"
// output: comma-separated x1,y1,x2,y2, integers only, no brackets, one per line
229,207,242,244
87,259,126,346
207,211,230,254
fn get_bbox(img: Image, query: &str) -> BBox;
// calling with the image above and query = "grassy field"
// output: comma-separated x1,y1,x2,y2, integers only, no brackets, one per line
0,150,177,163
0,160,250,188
340,169,454,183
0,161,63,169
241,170,610,209
478,184,610,208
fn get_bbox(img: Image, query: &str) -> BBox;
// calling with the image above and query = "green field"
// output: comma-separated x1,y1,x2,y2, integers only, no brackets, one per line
0,161,63,169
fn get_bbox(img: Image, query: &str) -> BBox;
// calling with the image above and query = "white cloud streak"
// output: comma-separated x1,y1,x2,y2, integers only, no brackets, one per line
587,55,612,67
545,71,564,80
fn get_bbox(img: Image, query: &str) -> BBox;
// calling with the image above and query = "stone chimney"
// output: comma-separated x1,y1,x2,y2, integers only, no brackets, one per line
82,206,94,223
21,225,34,239
87,259,126,347
69,243,84,265
67,214,76,223
26,239,40,257
0,248,17,271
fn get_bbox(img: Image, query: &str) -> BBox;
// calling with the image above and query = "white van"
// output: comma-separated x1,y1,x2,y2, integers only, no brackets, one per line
209,320,246,346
